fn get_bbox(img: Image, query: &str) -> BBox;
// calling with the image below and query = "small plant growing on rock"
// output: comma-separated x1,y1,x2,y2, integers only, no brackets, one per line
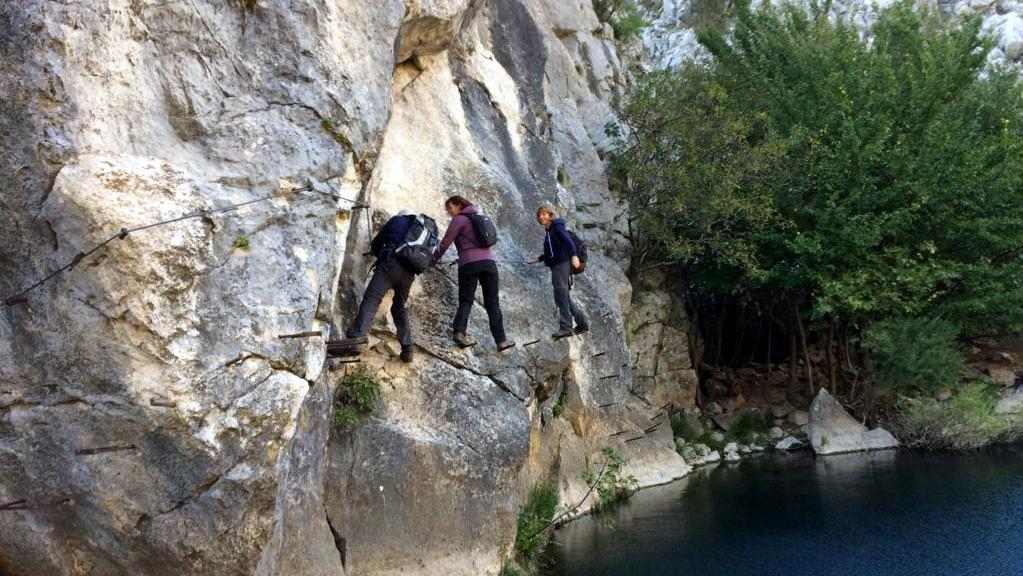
232,235,251,250
502,482,560,576
583,447,637,512
514,482,559,561
670,412,703,442
726,409,771,445
551,386,568,418
592,0,647,42
333,371,380,429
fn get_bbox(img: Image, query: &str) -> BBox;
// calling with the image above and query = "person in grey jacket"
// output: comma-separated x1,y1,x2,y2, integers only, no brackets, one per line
535,203,589,339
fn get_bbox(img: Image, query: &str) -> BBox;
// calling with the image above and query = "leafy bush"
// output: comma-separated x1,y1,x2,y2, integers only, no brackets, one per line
865,317,963,396
233,235,251,250
893,382,1020,449
333,371,380,429
726,409,771,444
611,0,1023,361
592,0,647,42
583,447,638,512
670,412,699,441
500,563,526,576
514,483,559,562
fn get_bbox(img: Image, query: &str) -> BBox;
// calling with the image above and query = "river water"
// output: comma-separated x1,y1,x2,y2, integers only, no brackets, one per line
541,445,1023,576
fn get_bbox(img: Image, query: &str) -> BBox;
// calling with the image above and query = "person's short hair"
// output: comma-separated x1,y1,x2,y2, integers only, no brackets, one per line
536,203,558,218
445,195,472,210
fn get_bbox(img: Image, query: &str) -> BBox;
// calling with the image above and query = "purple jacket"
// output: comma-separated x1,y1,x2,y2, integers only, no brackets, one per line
433,204,496,266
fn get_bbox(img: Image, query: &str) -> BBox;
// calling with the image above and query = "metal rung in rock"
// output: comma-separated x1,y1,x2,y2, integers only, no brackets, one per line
278,331,323,339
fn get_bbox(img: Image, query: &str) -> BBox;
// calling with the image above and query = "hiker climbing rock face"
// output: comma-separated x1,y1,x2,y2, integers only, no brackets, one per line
329,211,439,363
535,203,589,339
433,195,515,351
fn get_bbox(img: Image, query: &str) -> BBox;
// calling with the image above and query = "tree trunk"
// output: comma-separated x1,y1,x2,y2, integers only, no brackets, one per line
793,300,814,396
764,317,773,402
789,328,798,392
688,301,704,409
827,320,836,394
714,299,727,365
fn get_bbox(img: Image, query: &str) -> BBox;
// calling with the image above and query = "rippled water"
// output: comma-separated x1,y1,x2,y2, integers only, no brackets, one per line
542,446,1023,576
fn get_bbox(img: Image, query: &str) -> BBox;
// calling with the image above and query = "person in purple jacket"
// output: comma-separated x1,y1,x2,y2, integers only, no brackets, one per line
535,203,589,339
433,195,516,351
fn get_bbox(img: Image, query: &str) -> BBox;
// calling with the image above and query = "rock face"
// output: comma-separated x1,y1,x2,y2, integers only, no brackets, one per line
808,389,899,456
0,1,692,575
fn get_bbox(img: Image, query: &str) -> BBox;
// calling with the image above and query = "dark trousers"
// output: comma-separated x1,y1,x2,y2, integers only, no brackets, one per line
454,259,507,344
551,260,588,332
347,257,414,348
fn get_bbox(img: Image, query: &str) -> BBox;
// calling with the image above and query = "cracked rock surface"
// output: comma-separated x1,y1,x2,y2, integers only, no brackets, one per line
1,1,695,575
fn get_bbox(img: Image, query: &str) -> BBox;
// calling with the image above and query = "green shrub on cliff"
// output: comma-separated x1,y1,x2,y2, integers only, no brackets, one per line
333,371,380,429
593,0,647,42
514,483,559,561
583,447,638,512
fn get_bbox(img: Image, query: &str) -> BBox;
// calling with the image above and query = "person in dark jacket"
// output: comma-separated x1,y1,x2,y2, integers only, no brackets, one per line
330,212,417,362
535,203,589,339
433,195,515,351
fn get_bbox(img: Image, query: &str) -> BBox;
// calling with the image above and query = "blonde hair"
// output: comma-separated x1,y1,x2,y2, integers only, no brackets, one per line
536,203,558,218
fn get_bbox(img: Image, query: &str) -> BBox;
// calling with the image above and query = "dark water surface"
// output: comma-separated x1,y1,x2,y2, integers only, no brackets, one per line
541,445,1023,576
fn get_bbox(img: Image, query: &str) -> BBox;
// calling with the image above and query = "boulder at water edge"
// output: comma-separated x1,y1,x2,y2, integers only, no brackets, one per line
808,389,900,455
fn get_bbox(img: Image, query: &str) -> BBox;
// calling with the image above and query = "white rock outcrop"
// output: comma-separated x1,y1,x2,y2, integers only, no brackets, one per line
808,389,900,455
0,1,694,575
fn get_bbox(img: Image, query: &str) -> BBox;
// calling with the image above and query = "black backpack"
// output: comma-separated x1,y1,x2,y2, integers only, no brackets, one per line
396,214,439,273
467,212,499,248
567,229,588,274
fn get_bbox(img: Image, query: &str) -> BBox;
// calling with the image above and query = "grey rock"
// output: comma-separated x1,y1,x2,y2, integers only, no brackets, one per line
809,389,900,455
996,388,1023,414
710,431,726,444
988,366,1019,387
771,404,794,419
775,436,804,451
769,426,786,440
723,443,741,462
706,401,724,416
0,1,699,574
788,410,810,426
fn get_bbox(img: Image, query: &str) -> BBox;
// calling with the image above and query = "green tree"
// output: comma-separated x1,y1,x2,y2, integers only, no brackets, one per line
612,0,1023,398
593,0,647,42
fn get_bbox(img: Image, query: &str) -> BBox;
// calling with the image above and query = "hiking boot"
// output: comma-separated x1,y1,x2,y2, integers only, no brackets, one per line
552,328,574,340
400,346,414,363
574,325,590,336
453,332,477,348
497,340,516,352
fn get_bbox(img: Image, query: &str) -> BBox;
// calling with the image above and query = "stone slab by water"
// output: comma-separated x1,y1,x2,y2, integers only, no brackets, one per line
542,446,1023,576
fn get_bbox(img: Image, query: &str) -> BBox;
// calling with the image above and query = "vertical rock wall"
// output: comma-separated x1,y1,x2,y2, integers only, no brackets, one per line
0,1,697,575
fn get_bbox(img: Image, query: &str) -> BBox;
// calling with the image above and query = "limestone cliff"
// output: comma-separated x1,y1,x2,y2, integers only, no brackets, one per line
0,2,695,575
